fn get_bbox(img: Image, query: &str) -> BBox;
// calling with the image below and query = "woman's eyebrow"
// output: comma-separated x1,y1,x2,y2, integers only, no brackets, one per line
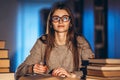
52,15,70,17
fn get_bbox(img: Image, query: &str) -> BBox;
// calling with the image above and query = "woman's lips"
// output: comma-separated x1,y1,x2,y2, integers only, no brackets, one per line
58,25,64,27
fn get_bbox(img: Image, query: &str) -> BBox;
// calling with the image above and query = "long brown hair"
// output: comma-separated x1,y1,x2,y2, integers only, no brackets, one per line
45,2,79,70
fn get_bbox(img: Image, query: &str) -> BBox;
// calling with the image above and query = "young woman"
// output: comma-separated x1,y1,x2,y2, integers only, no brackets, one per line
15,3,94,80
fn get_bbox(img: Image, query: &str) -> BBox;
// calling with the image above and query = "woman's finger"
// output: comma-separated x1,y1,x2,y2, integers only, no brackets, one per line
33,64,48,73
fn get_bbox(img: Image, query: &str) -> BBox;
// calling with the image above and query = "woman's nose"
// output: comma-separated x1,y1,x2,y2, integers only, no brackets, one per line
59,18,63,24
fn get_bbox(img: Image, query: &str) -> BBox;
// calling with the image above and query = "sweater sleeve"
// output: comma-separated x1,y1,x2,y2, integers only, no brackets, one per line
77,36,94,60
15,39,46,80
71,36,94,79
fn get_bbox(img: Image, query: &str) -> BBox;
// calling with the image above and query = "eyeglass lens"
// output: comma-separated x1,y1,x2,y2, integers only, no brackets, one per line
52,15,70,22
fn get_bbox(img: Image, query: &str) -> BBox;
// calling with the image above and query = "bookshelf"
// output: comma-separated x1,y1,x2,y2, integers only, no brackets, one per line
65,0,83,34
94,0,107,58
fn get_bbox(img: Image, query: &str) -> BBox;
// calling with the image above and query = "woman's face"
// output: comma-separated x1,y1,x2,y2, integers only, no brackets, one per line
51,9,71,33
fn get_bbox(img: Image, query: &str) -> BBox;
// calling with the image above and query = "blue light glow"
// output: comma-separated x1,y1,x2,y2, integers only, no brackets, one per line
108,1,120,58
83,0,94,51
108,9,115,58
16,2,52,71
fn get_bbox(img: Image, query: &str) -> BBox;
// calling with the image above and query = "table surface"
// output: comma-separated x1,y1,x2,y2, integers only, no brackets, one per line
19,74,80,80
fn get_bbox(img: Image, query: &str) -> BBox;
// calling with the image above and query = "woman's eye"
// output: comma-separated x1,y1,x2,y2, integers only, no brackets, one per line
53,17,59,21
63,17,69,21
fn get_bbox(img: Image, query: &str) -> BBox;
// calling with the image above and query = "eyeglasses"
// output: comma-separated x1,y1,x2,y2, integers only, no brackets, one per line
52,15,71,22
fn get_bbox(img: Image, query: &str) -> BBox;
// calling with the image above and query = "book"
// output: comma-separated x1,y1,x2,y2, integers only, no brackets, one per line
0,59,10,67
0,49,8,58
87,69,120,77
89,63,120,67
0,68,9,72
89,59,120,64
0,73,14,80
86,75,120,80
87,65,120,71
87,59,120,77
0,41,5,49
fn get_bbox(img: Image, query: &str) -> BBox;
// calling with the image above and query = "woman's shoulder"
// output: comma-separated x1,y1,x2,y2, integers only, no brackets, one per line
76,34,87,44
76,34,91,49
38,34,48,44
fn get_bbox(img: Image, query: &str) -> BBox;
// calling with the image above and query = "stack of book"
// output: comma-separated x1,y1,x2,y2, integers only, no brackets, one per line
0,40,10,72
86,59,120,79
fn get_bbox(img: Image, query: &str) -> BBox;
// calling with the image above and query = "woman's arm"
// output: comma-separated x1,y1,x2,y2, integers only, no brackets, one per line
77,36,94,60
71,35,95,79
51,67,83,78
15,39,46,80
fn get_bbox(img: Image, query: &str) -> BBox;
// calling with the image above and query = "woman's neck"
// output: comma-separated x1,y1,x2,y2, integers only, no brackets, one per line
55,32,67,45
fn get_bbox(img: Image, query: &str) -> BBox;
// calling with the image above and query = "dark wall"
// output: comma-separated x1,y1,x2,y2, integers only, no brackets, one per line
0,0,18,72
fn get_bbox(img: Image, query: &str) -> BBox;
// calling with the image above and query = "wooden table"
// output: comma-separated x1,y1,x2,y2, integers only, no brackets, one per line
19,74,80,80
86,75,120,80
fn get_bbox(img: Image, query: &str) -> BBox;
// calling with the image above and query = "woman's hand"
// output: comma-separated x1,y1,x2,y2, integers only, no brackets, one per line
52,67,71,77
33,63,48,74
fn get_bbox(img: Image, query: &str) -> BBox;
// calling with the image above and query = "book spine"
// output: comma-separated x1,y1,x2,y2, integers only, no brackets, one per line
0,68,9,72
0,50,8,58
0,59,10,67
87,69,120,77
0,41,5,49
87,65,120,70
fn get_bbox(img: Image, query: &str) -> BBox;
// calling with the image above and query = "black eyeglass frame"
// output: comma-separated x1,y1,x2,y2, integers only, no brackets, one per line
51,15,71,22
